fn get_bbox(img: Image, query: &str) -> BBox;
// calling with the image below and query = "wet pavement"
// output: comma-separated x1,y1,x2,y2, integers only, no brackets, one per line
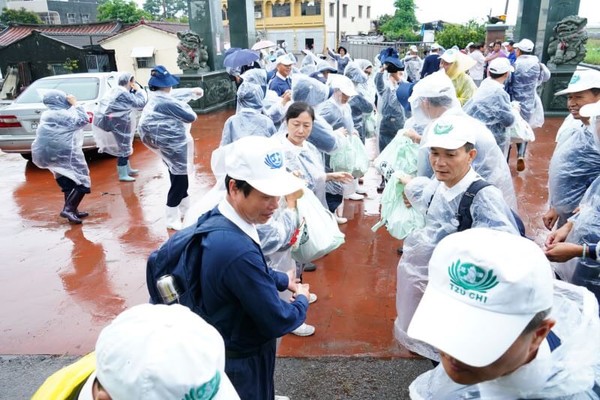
0,109,561,358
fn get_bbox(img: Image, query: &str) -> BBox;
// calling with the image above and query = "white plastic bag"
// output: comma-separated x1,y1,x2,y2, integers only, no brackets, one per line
291,189,345,262
507,102,535,143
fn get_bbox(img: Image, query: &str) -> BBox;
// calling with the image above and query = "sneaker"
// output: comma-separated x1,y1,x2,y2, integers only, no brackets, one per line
335,215,348,224
377,181,386,194
516,157,526,172
291,323,315,337
275,396,290,400
355,186,368,195
344,192,364,201
309,293,318,304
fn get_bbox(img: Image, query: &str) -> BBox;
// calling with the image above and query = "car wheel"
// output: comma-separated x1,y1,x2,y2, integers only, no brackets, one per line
20,153,32,161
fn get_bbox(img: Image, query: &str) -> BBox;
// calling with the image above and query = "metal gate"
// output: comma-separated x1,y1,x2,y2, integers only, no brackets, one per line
86,54,110,72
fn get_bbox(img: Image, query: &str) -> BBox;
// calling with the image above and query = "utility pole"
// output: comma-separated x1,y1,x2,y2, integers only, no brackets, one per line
336,0,340,49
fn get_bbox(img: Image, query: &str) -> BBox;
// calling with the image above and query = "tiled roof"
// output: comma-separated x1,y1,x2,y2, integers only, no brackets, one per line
0,21,122,47
100,20,188,42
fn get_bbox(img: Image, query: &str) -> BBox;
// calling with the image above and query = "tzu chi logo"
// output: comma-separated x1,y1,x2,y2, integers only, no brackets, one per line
264,151,283,169
448,259,498,303
569,74,581,84
434,123,453,135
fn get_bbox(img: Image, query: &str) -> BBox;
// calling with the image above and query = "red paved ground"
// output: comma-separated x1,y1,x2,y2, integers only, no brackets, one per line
0,109,560,357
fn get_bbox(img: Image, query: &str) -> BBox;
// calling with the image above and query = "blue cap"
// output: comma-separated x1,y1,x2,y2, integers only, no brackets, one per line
148,65,180,88
384,56,405,70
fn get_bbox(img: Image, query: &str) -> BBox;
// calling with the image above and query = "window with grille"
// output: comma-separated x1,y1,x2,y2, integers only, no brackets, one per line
136,57,156,69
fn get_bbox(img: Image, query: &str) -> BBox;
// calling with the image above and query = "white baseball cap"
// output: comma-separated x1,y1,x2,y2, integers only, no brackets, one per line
225,136,305,196
555,69,600,96
488,57,514,74
409,71,456,102
580,100,600,117
276,55,294,66
408,228,554,368
95,304,240,400
431,43,441,50
440,48,459,63
423,114,478,149
514,38,534,52
329,74,358,96
409,45,418,52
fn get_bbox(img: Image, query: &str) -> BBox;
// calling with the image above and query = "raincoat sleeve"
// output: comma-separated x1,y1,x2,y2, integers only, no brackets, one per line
257,206,299,256
453,73,477,106
170,88,203,105
263,90,287,125
471,186,519,233
404,177,437,215
307,116,341,154
374,71,387,96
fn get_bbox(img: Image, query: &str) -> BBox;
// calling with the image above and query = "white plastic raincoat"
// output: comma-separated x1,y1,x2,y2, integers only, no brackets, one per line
92,73,147,157
394,170,520,359
31,90,91,188
512,55,548,126
221,82,277,146
375,71,406,150
463,78,515,156
138,88,200,175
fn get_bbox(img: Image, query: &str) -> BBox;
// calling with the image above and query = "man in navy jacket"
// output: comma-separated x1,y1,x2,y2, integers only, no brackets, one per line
268,55,294,96
200,136,311,400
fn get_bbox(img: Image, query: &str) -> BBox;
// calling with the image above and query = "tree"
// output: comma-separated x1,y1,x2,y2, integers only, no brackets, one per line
0,7,43,25
378,0,420,42
143,0,187,20
97,0,150,23
435,20,486,50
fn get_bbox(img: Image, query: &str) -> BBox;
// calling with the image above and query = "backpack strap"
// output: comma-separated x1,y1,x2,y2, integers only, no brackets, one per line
546,330,561,352
456,179,491,232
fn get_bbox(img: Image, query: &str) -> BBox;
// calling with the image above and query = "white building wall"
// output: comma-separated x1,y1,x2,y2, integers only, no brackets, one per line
262,28,326,55
100,27,181,87
6,0,48,12
324,0,372,47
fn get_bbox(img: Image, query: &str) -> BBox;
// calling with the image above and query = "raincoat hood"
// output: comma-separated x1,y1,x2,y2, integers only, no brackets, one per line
42,90,70,110
292,74,329,106
344,61,368,84
236,82,264,110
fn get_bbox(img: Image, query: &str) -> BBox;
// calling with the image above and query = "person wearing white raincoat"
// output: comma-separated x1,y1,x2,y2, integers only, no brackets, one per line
220,81,277,146
32,90,92,224
344,61,375,142
92,72,147,182
543,70,600,231
406,71,517,209
394,115,520,361
407,228,600,400
463,58,515,157
291,74,343,154
138,65,203,230
511,38,551,171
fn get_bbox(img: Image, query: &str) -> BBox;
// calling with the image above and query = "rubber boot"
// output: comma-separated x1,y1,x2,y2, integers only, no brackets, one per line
126,161,139,176
63,192,88,218
165,206,182,230
117,165,135,182
178,196,190,221
60,190,85,224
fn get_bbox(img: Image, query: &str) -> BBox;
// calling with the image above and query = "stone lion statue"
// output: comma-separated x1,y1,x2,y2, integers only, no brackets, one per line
176,30,210,72
547,15,588,67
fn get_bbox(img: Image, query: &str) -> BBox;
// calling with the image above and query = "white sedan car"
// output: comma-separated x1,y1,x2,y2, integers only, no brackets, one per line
0,72,121,159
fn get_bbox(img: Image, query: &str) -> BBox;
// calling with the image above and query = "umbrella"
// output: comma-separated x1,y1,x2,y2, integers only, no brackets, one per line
223,49,260,69
252,40,276,51
224,47,241,57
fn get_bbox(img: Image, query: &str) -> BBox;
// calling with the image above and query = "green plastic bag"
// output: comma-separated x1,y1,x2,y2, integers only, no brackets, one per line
372,177,426,240
330,134,370,178
373,131,419,181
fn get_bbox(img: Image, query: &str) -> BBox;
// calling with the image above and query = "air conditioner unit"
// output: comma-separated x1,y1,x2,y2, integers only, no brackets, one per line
255,12,262,19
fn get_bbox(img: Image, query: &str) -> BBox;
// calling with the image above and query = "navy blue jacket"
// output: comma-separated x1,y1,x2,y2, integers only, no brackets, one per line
268,75,292,97
199,207,308,353
420,54,440,78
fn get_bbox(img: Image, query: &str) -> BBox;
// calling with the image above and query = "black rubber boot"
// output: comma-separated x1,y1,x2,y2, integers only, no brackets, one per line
63,191,88,218
60,190,85,224
377,176,386,194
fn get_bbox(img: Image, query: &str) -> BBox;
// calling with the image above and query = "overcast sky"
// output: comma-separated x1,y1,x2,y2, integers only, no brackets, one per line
371,0,598,25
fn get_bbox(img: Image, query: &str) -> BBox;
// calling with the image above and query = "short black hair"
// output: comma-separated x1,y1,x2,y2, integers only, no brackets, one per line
522,308,552,334
489,71,507,80
338,46,347,54
225,175,253,197
508,40,515,46
426,95,454,109
285,101,315,122
591,88,600,96
464,142,475,152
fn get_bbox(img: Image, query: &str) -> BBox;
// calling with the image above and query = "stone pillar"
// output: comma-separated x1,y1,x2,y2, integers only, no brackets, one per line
485,24,508,47
188,0,225,72
227,0,257,49
514,0,581,116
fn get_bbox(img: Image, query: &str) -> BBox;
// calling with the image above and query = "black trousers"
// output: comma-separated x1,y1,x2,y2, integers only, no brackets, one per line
56,175,90,194
225,339,276,400
166,172,188,207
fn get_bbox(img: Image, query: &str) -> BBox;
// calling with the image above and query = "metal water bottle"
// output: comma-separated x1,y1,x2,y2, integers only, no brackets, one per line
156,274,181,305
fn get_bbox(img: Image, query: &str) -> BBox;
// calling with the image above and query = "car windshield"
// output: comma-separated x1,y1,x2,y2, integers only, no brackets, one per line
15,77,101,104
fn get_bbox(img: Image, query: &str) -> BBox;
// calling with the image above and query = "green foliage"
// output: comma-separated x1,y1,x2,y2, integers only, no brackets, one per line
143,0,188,20
378,0,420,42
435,20,486,50
0,7,43,25
584,38,600,66
63,58,79,72
97,0,150,23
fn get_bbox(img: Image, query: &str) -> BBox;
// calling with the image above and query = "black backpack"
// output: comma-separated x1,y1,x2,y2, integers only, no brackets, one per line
146,210,235,315
456,179,527,237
